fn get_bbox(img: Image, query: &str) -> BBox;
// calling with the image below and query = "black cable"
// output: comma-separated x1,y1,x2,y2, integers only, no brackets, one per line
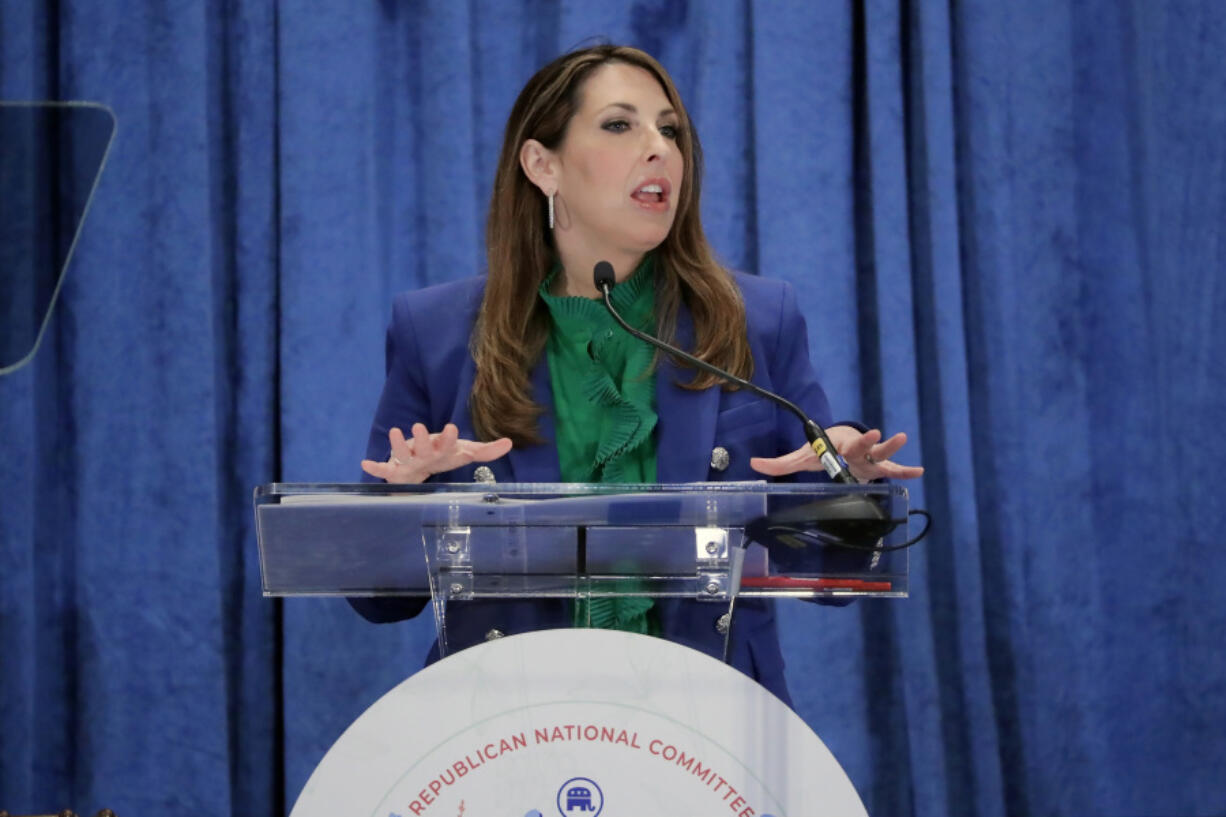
761,508,932,553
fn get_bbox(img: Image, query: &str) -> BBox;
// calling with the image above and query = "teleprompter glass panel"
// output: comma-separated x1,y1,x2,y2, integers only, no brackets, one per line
254,482,911,600
1,101,116,374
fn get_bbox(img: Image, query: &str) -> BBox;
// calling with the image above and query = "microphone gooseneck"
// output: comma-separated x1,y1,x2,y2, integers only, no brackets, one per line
591,260,857,484
591,260,932,554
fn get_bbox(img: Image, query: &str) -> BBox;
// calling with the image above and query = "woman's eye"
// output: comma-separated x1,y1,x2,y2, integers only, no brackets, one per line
659,124,678,140
602,119,631,133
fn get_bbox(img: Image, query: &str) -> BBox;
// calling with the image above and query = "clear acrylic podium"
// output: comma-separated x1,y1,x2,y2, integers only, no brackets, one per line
254,481,910,661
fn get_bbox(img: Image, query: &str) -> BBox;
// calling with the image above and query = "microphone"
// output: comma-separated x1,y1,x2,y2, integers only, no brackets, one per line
593,260,911,554
592,260,855,483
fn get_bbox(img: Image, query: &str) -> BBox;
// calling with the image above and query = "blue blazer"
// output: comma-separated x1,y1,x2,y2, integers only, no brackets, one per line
355,271,836,706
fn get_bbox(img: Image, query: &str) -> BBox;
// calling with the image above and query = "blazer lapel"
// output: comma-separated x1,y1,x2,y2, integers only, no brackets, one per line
505,355,562,482
655,302,720,483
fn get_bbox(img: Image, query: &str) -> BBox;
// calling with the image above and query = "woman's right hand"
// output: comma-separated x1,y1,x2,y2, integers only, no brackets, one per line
360,423,513,484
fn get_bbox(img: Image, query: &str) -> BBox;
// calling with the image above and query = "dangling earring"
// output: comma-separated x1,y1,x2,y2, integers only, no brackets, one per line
547,191,556,230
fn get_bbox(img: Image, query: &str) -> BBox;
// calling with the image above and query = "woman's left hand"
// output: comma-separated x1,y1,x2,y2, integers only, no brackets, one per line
750,425,924,481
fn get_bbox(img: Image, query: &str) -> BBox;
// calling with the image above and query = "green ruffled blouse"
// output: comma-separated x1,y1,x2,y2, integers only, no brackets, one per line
538,255,660,634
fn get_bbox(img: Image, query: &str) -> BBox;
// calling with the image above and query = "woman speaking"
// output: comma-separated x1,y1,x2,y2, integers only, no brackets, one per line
354,44,921,705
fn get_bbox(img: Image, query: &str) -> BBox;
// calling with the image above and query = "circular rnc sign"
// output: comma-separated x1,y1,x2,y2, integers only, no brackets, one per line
291,629,866,817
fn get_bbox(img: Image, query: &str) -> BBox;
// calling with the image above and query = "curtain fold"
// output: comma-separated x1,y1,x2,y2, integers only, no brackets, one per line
2,1,1223,815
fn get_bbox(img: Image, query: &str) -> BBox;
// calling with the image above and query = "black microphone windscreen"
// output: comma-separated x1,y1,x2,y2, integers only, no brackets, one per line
593,261,616,290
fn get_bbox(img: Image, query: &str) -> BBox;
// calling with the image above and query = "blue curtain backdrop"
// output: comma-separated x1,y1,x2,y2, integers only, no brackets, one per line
2,1,1223,815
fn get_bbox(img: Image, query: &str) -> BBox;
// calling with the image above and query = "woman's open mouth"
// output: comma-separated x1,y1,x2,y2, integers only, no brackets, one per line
631,179,671,211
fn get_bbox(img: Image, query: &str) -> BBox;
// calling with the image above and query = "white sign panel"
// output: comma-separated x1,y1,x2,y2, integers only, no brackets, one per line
292,629,867,817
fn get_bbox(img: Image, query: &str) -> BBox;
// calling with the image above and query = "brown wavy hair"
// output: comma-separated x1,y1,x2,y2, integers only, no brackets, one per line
471,44,753,445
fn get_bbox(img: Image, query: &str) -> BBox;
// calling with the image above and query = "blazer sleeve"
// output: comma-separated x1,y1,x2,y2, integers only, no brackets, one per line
764,280,879,585
351,293,435,622
763,280,835,480
362,293,434,471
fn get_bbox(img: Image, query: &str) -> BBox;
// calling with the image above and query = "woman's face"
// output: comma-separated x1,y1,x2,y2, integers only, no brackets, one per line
551,62,685,262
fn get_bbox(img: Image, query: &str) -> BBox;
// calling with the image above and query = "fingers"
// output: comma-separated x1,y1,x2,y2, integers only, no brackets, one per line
749,456,785,476
776,426,925,482
467,437,513,462
837,427,882,462
871,431,908,461
842,429,924,481
360,458,391,480
882,462,925,479
408,422,455,473
750,444,819,477
366,425,513,483
388,427,414,462
837,428,896,464
435,423,460,452
751,433,913,479
409,422,433,455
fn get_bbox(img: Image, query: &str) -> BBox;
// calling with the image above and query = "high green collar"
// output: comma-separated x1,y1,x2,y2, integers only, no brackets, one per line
538,255,656,337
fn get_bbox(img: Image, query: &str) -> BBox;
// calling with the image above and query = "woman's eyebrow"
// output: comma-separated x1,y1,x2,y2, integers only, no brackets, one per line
598,102,678,118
